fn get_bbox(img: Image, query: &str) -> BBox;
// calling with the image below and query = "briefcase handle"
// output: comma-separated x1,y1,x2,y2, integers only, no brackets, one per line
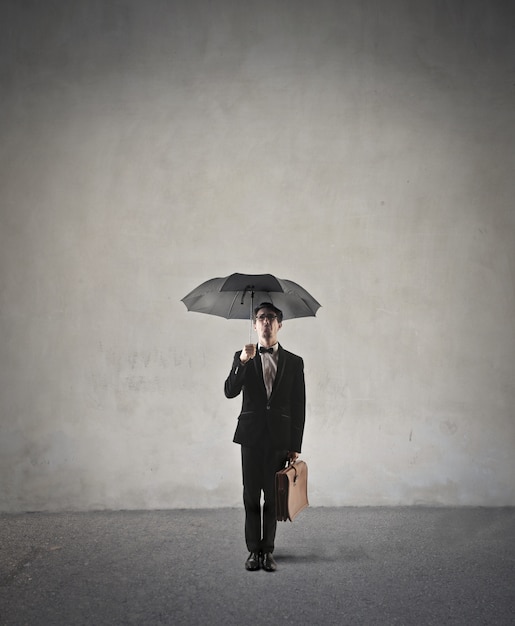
285,459,300,484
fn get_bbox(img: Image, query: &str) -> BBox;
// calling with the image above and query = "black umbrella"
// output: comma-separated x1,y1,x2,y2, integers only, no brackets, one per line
181,272,321,338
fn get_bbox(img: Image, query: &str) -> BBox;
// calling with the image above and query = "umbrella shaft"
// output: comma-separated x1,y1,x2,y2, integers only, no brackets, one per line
249,290,254,342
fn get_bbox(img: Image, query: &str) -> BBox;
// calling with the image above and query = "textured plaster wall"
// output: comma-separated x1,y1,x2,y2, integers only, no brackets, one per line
1,0,514,511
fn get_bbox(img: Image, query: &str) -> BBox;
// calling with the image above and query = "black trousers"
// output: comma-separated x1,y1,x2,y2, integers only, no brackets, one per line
241,444,288,554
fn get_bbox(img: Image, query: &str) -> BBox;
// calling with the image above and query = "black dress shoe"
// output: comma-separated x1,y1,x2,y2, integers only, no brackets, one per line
262,552,277,572
245,552,261,571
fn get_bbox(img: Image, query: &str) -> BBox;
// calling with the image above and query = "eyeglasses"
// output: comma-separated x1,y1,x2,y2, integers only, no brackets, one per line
256,314,278,322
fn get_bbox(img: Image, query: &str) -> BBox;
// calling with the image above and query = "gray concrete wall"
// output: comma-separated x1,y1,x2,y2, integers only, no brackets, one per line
1,0,514,512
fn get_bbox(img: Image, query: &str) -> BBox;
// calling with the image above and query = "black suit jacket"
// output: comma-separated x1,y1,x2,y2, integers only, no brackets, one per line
224,344,306,452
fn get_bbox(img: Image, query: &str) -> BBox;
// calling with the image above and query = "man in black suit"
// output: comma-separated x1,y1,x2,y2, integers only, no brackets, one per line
224,302,306,572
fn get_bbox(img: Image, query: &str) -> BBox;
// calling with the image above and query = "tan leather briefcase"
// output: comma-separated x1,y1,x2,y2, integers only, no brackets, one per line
275,460,309,522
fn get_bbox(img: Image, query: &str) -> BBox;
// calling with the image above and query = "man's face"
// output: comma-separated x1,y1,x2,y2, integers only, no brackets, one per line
254,307,282,345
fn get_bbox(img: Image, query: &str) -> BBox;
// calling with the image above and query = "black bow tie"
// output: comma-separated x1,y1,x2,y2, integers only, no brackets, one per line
259,347,274,354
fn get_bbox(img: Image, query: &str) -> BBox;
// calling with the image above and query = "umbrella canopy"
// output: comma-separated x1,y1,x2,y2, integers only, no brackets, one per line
181,273,321,321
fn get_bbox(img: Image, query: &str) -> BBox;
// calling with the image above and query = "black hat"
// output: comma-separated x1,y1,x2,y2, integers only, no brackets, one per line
253,302,283,322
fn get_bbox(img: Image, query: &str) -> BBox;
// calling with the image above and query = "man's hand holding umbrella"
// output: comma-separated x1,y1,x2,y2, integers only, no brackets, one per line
239,343,256,363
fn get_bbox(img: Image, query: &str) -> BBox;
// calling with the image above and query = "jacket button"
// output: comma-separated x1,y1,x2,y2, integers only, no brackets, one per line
266,405,270,410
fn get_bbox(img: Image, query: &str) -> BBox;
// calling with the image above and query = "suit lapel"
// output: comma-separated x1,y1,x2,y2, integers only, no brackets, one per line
270,344,285,398
253,347,268,398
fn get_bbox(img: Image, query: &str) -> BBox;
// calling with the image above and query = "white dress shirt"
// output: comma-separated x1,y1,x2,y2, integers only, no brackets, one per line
259,343,279,399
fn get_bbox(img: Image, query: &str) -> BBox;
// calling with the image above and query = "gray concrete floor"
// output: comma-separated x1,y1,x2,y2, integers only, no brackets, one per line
1,507,514,625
